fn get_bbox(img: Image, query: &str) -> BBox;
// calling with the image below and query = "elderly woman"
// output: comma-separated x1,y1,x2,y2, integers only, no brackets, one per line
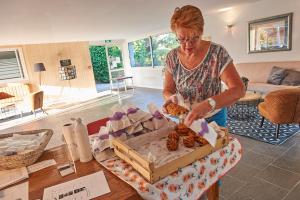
163,5,245,127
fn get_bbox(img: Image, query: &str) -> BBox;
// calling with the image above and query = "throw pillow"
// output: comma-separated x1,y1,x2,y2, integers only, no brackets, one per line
281,70,300,86
267,66,287,85
0,92,14,100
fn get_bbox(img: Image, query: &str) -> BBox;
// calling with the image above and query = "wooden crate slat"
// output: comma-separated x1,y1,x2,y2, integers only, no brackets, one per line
152,136,228,183
113,127,229,183
113,139,153,171
114,147,152,182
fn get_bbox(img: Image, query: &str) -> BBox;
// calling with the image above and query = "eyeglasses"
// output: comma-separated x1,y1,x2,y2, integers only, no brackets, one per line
176,35,200,44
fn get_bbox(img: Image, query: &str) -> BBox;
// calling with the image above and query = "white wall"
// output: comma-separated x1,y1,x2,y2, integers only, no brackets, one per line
124,0,300,89
205,0,300,63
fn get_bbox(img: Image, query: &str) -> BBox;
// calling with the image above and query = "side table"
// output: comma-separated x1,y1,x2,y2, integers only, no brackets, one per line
228,91,262,120
0,103,17,119
111,76,134,96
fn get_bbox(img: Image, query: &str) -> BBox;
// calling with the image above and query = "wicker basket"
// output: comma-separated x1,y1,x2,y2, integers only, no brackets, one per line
0,129,53,170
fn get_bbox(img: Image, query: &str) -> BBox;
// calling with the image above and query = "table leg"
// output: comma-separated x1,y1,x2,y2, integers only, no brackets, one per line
207,182,219,200
117,81,120,93
110,80,113,95
117,80,121,99
124,80,127,91
131,77,134,94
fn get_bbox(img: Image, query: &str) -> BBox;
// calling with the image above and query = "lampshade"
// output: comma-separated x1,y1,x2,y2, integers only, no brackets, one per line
34,63,46,72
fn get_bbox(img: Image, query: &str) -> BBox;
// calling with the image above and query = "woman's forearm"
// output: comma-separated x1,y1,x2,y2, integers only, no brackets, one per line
210,62,246,110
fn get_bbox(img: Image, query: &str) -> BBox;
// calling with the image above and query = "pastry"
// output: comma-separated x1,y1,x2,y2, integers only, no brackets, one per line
168,131,180,141
187,130,196,137
183,135,195,148
167,138,178,151
165,102,188,116
194,135,208,146
175,123,190,136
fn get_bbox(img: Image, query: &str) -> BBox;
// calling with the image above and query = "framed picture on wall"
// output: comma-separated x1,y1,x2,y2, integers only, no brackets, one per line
248,13,293,53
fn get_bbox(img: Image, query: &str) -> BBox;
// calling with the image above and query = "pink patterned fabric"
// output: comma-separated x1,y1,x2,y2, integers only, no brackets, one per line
101,137,242,200
165,43,233,106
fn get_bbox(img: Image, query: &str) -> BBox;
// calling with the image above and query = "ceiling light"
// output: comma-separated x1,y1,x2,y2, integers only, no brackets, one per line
218,7,233,12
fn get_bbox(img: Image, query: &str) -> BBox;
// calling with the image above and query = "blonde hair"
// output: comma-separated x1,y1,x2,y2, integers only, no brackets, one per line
171,5,204,34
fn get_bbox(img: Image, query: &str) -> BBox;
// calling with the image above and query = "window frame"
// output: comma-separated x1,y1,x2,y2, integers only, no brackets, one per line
150,32,178,67
0,47,28,83
128,32,178,68
128,37,153,68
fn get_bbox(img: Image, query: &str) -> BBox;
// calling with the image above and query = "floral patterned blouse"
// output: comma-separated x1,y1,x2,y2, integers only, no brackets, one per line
165,42,232,109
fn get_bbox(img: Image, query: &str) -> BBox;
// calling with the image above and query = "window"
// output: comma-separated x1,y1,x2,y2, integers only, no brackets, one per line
151,33,178,66
0,48,27,82
128,38,152,67
128,33,179,67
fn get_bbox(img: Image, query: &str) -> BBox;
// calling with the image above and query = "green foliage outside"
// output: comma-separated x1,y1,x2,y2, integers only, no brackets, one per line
128,38,152,67
151,33,179,66
128,33,179,67
89,46,109,83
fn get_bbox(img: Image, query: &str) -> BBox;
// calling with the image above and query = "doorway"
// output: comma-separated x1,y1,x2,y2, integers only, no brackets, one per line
89,46,110,92
89,44,125,93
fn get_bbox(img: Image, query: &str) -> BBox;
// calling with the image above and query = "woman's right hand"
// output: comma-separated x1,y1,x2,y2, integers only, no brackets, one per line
162,94,178,113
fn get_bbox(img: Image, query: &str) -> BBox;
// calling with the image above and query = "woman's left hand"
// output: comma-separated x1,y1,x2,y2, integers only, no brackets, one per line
184,100,211,127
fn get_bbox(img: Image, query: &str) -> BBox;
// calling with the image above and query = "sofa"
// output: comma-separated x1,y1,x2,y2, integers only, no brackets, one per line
0,83,40,114
235,61,300,94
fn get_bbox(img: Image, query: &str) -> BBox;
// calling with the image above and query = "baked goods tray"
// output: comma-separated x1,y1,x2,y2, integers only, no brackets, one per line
112,125,229,183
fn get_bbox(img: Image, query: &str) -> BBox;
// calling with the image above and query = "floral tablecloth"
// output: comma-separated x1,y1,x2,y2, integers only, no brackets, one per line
100,137,242,200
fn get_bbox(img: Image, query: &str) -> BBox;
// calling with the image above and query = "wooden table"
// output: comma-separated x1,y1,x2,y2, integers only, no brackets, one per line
29,145,143,200
29,145,219,200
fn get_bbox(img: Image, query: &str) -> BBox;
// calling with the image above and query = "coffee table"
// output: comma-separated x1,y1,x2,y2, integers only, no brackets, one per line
228,91,262,120
0,103,17,119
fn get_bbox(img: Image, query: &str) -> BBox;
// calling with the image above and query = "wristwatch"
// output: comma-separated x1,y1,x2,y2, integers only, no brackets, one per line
207,97,216,112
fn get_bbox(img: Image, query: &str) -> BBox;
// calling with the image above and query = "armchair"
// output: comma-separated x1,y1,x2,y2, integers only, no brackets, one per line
27,91,47,116
258,88,300,138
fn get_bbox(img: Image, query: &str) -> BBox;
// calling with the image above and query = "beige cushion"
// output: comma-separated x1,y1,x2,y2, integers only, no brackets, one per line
247,82,298,94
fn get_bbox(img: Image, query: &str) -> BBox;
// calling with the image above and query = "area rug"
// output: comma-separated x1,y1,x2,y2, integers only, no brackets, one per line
227,110,300,145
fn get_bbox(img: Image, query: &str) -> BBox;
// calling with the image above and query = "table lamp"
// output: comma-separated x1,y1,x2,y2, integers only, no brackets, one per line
34,63,46,86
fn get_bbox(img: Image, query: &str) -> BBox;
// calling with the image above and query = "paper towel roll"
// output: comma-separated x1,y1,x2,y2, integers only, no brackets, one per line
62,123,79,161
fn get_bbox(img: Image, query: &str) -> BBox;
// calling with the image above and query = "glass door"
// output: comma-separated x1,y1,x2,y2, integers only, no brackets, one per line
105,45,126,91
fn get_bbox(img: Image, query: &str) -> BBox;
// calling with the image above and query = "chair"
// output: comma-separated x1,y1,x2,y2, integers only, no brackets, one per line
28,91,47,116
258,88,300,138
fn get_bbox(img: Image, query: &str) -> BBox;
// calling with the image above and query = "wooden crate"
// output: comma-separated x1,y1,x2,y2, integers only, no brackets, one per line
113,126,229,183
